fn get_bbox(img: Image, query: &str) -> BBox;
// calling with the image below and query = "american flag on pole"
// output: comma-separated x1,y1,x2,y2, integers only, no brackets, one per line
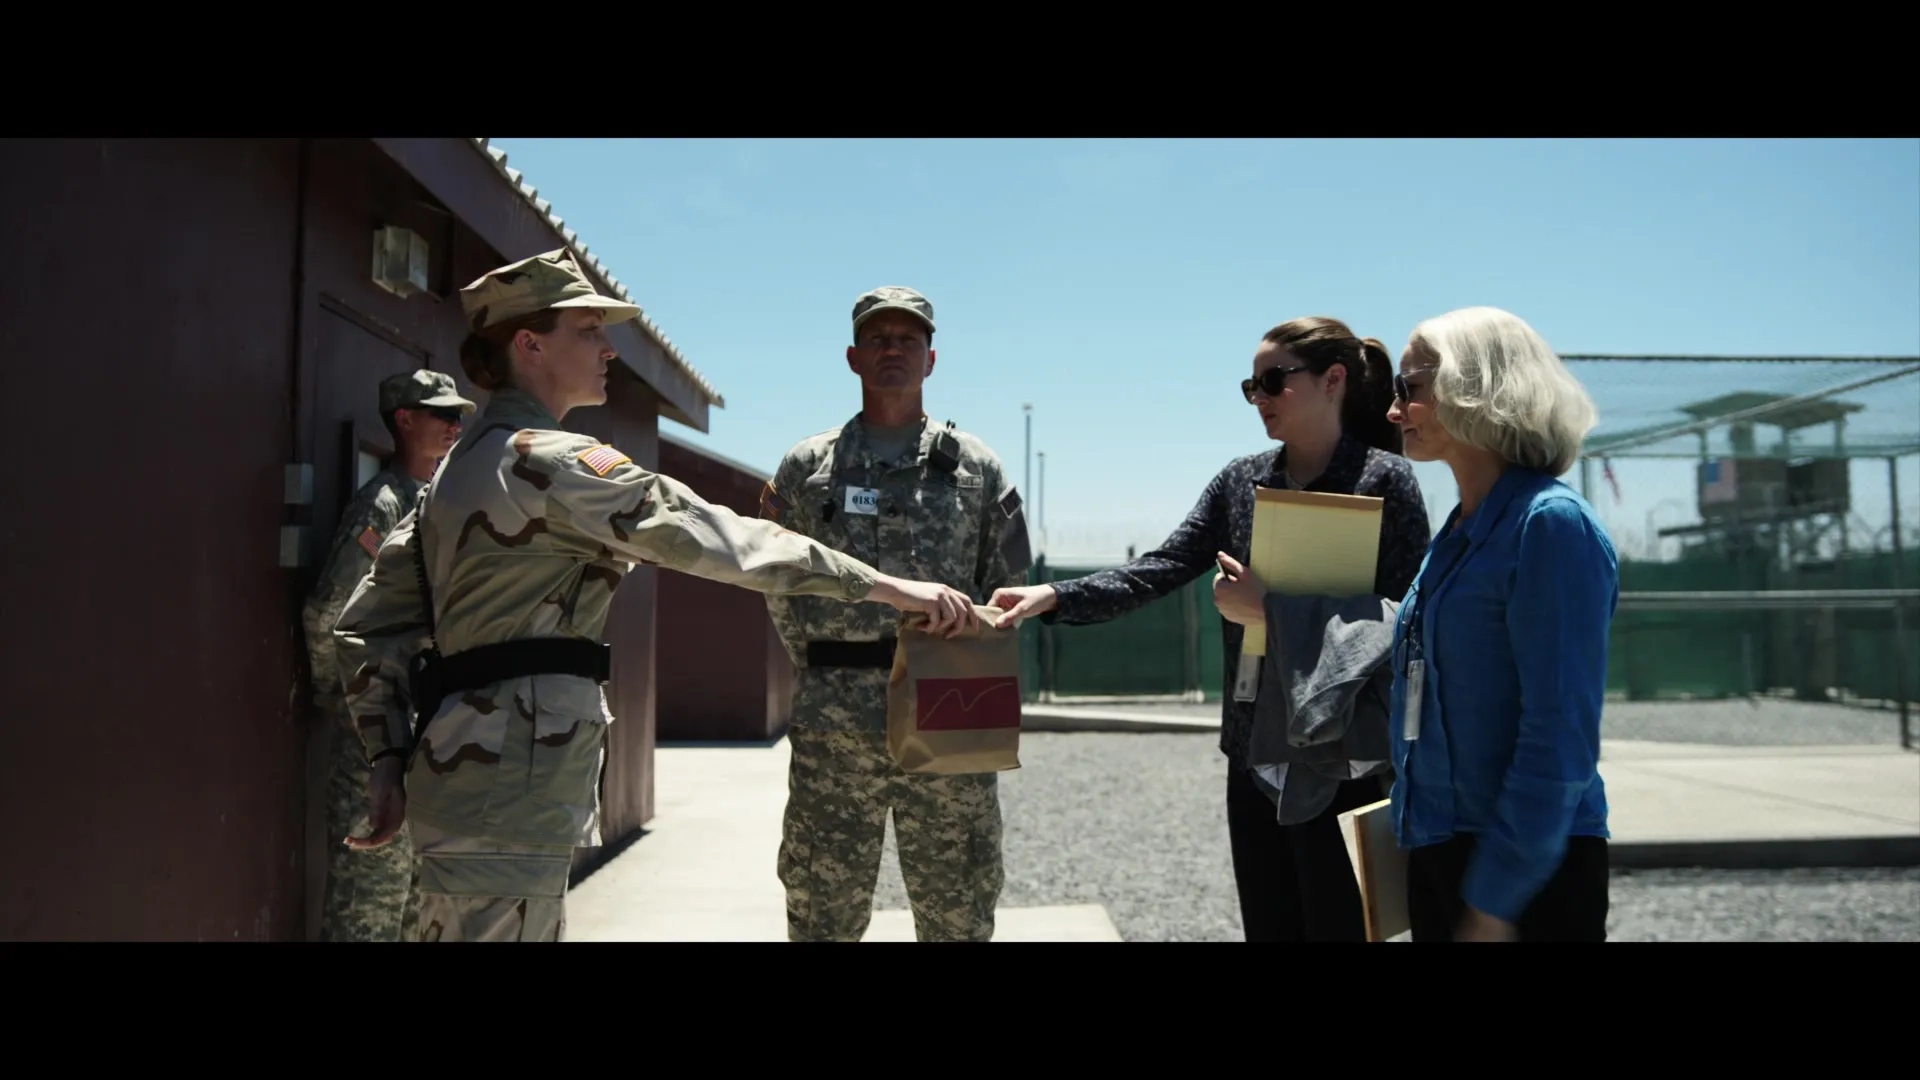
1700,459,1739,505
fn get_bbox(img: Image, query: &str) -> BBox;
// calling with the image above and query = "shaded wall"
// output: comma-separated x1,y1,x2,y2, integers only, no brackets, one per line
0,136,668,938
654,436,797,742
560,372,662,877
0,138,308,940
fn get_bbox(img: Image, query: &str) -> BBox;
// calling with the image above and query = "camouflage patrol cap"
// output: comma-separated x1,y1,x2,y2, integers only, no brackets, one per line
852,285,935,338
460,247,642,331
380,369,476,416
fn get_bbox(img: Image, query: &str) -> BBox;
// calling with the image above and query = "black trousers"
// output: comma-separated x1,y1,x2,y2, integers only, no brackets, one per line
1406,832,1610,941
1225,765,1390,942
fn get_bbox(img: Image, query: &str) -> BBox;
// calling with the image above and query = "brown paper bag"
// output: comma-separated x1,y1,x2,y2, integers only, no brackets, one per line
887,604,1024,774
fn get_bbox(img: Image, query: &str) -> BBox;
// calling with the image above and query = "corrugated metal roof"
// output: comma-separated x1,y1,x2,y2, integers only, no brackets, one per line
469,138,724,409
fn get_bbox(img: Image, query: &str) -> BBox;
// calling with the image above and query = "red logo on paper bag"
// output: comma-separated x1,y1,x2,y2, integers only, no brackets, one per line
916,676,1020,730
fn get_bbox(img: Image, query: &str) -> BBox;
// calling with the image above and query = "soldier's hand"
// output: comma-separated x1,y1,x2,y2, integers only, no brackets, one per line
349,756,408,849
988,584,1057,628
871,575,977,638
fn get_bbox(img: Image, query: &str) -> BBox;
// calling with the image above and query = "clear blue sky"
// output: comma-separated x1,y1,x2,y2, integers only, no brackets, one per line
486,138,1920,564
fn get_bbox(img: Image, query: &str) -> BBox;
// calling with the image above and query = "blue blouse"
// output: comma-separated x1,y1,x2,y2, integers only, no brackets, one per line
1387,465,1618,923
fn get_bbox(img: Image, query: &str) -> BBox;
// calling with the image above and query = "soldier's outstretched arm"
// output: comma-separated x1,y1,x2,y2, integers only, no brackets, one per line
538,434,976,633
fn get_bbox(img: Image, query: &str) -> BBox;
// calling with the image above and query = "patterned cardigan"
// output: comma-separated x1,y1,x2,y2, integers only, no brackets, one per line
1043,433,1432,764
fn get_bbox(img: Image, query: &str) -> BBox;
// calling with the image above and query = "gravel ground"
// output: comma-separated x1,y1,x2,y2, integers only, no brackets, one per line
1601,699,1905,746
866,732,1920,942
1607,867,1919,942
1045,697,1910,747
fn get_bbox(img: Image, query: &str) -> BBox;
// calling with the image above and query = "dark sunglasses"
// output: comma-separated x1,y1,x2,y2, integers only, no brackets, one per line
1241,364,1309,403
1393,369,1436,403
412,406,465,425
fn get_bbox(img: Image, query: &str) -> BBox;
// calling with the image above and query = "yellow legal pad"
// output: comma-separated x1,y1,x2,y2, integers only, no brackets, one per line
1239,485,1384,658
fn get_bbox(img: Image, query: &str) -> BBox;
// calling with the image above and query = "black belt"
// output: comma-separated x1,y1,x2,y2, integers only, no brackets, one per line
409,637,610,738
433,638,612,698
805,638,897,668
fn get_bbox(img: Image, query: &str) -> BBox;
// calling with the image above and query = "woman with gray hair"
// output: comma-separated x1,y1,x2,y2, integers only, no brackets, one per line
1384,305,1617,942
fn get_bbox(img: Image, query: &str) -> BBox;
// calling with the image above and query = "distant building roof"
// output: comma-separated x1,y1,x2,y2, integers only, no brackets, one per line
659,429,772,482
1675,390,1864,431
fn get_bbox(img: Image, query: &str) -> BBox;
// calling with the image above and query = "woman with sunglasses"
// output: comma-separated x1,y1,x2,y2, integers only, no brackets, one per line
1384,306,1615,942
990,317,1430,942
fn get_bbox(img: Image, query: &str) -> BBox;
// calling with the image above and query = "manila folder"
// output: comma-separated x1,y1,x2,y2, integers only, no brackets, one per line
1338,797,1410,942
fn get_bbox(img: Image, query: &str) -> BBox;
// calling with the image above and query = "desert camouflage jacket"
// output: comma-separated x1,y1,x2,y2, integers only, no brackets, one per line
333,388,881,846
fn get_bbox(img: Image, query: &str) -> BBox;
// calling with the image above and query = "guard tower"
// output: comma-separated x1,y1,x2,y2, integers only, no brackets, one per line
1570,356,1919,712
1673,390,1860,567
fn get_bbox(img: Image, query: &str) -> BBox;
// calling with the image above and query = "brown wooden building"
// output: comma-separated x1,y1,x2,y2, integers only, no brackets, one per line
655,432,800,745
0,137,742,941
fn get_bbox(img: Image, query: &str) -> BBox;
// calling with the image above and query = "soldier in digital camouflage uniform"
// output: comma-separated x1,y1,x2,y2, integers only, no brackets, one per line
761,285,1033,942
332,249,977,942
302,368,474,941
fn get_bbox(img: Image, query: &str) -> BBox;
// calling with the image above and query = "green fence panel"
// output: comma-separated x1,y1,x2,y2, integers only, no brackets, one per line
1195,577,1227,702
1838,612,1903,702
1014,562,1046,702
1034,563,1190,696
1015,548,1918,705
1784,549,1920,703
1610,610,1772,699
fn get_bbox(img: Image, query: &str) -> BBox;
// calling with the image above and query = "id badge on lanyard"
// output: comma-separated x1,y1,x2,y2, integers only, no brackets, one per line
1404,653,1424,742
1403,606,1424,742
1402,532,1475,743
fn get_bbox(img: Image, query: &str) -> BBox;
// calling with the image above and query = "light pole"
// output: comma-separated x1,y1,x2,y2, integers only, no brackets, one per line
1037,450,1046,556
1023,403,1032,503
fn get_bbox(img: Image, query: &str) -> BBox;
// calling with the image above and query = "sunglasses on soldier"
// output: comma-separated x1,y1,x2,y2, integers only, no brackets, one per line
411,406,465,425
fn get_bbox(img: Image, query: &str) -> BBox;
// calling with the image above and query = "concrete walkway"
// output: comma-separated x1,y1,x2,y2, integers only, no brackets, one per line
565,708,1918,943
564,737,1125,942
1598,739,1918,843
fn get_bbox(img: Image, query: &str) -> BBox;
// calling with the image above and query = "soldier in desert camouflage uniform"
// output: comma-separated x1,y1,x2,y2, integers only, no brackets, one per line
761,285,1033,942
301,368,474,941
332,248,977,942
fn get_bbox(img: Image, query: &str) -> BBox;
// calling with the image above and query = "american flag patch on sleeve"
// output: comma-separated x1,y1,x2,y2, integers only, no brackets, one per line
358,526,381,557
579,444,632,476
759,480,789,519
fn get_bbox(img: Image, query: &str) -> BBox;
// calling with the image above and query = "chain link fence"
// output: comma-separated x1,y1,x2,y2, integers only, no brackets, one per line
1019,355,1920,748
